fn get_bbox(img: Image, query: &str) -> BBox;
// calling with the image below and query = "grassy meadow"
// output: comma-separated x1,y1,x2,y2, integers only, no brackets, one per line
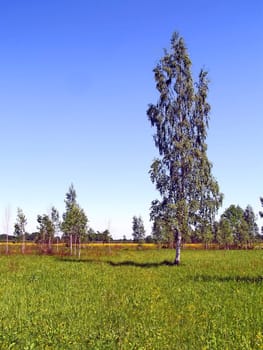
0,249,262,349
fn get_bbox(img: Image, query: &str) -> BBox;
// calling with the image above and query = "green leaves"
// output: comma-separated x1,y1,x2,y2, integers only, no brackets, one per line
37,214,54,240
14,208,27,253
14,208,27,237
61,184,88,256
132,216,146,243
61,204,88,238
218,204,259,247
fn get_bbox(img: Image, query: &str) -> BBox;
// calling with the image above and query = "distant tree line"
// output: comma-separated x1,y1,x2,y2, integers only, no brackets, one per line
1,186,262,252
0,184,113,255
150,203,263,248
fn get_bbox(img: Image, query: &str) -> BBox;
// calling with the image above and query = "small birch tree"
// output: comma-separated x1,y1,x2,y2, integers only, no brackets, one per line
37,214,55,251
61,184,88,256
14,208,27,254
132,216,146,243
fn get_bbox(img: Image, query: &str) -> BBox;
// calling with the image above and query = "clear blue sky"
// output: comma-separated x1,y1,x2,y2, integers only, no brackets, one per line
0,0,262,238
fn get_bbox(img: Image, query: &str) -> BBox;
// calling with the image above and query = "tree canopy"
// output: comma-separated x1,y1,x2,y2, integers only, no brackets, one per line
132,216,146,243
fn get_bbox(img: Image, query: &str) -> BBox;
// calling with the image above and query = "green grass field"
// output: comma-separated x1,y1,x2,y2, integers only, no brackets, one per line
0,249,262,349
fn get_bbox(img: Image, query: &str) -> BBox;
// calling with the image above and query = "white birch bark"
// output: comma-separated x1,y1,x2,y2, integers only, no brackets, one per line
70,234,73,255
174,231,182,265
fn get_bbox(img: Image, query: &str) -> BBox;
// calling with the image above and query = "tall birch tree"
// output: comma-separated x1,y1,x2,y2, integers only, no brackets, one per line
147,32,222,264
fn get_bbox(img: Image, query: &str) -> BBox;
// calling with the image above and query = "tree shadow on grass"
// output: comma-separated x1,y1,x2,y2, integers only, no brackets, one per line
192,274,263,284
107,260,176,268
56,257,177,268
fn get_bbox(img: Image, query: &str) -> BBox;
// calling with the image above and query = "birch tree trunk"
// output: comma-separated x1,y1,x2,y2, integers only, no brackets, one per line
48,236,52,252
74,235,77,256
78,235,81,259
70,234,73,255
22,234,25,254
6,234,9,255
174,230,182,265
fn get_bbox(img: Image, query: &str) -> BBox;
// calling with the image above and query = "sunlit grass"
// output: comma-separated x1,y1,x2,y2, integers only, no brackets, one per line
0,250,262,349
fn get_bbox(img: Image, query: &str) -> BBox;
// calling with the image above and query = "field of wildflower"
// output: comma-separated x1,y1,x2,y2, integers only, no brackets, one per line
0,249,262,349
